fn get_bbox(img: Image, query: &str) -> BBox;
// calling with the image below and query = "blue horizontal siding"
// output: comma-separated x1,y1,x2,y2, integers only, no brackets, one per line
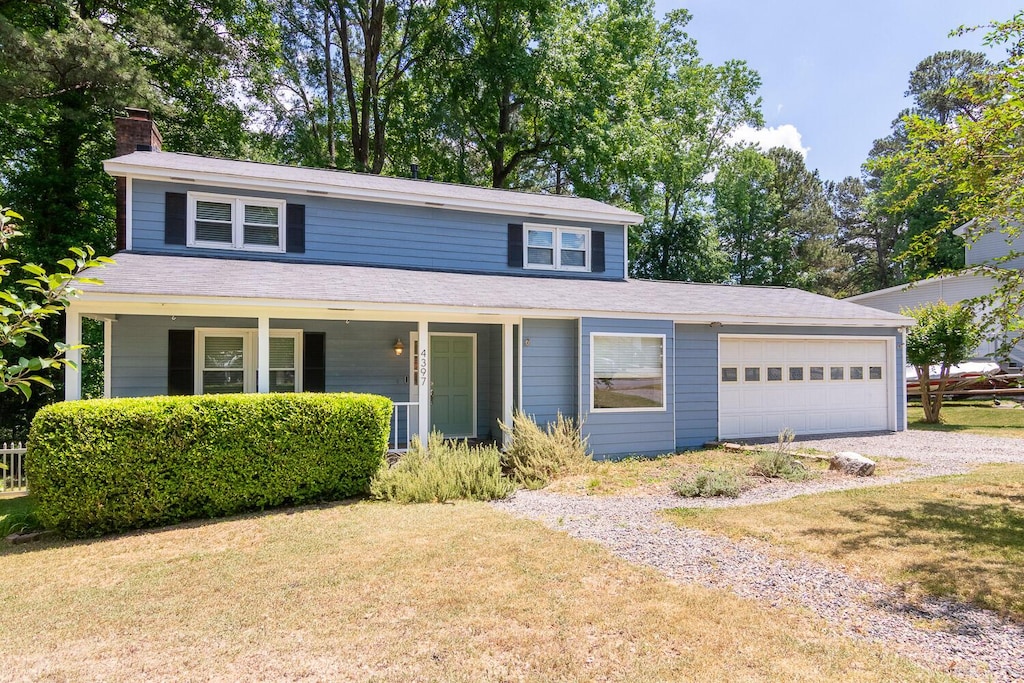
580,317,675,458
674,325,719,449
521,318,577,428
131,180,627,279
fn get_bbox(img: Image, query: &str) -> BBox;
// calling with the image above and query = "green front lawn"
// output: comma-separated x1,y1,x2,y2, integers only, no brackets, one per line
0,495,37,537
908,399,1024,438
666,464,1024,620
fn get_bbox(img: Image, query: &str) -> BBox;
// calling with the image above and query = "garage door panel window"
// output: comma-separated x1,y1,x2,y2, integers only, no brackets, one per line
789,366,804,381
744,367,760,382
592,334,665,411
767,367,782,382
810,366,824,381
830,366,844,381
869,366,883,380
721,367,738,382
850,366,864,380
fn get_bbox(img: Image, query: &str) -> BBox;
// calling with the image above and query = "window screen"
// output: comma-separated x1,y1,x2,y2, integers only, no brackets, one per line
203,335,245,393
527,229,554,266
195,200,233,243
243,204,281,248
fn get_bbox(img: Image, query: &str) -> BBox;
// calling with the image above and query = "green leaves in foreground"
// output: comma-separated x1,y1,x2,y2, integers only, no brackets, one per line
0,207,113,399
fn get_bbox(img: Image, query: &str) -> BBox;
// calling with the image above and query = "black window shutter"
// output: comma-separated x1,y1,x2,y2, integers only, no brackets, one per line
287,204,306,253
592,230,605,273
165,193,187,245
508,223,523,267
167,329,195,395
303,332,326,392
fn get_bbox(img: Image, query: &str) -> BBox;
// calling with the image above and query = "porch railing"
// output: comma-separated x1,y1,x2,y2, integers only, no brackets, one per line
1,442,28,493
389,402,418,453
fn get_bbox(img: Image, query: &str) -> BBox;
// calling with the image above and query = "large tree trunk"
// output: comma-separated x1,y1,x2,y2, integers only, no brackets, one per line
324,9,337,167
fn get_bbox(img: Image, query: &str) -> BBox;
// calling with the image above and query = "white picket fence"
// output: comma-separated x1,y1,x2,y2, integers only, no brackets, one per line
1,442,28,493
390,402,417,453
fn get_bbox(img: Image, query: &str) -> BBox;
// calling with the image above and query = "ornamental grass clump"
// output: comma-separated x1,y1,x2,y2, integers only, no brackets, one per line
499,411,591,489
370,431,514,503
673,468,746,498
749,429,814,482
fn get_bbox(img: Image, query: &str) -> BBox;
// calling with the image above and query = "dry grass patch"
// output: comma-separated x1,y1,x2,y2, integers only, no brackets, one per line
909,399,1024,438
666,464,1024,620
0,501,949,681
547,448,907,497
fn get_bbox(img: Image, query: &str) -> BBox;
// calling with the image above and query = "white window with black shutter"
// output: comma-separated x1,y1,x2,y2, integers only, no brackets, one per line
186,192,287,253
522,223,591,272
167,328,324,395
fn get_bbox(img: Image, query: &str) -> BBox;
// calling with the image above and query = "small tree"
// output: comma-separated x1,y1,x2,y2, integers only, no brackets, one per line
903,301,982,423
1,207,112,400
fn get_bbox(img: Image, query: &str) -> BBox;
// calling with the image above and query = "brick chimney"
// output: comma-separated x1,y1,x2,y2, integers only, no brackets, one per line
114,108,162,250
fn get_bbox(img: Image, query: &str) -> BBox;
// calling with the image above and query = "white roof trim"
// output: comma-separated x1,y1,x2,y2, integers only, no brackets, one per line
844,269,991,302
104,152,644,226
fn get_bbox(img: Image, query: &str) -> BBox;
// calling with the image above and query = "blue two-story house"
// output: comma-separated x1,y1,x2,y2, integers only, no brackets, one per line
65,110,912,457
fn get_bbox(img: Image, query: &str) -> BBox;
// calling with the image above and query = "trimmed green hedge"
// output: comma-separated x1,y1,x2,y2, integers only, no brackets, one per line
27,393,392,537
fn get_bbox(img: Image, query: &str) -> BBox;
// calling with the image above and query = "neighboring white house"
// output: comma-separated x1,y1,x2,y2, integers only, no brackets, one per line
846,222,1024,368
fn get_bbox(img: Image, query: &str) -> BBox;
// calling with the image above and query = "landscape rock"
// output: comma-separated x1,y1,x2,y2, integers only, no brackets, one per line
829,451,876,477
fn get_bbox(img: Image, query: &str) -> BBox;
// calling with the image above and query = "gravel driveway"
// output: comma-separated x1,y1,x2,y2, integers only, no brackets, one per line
492,430,1024,682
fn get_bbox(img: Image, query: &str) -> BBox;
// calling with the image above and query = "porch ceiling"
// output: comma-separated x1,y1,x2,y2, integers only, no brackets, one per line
78,252,912,327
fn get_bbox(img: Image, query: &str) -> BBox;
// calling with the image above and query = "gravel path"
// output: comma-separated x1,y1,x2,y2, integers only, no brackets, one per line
492,431,1024,682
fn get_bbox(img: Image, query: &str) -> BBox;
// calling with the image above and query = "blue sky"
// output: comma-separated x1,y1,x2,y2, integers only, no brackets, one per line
653,0,1019,183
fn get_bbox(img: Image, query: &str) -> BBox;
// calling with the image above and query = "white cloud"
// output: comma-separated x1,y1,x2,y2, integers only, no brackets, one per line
728,123,810,158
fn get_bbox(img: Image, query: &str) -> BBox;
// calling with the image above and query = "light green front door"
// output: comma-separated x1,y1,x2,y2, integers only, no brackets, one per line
431,334,475,437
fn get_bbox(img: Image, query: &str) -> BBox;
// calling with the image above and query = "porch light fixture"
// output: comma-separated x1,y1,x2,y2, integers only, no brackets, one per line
393,339,405,356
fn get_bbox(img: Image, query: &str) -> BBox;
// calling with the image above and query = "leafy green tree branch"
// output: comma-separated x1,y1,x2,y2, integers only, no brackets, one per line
0,207,113,399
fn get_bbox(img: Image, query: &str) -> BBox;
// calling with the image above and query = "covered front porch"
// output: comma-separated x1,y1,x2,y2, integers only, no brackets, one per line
64,302,522,450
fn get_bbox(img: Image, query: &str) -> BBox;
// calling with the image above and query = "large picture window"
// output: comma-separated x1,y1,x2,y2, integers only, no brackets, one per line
195,328,302,394
592,334,665,411
524,224,590,272
188,193,286,252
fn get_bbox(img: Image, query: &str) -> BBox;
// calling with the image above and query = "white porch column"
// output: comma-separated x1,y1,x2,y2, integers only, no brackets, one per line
257,315,270,393
502,321,514,448
103,317,113,398
64,309,82,400
417,319,430,444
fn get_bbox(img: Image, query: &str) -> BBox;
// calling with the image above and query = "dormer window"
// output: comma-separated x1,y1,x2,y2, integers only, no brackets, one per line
187,192,286,252
524,224,590,272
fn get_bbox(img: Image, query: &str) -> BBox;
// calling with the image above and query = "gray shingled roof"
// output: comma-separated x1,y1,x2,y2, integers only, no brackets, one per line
80,253,912,326
104,152,643,224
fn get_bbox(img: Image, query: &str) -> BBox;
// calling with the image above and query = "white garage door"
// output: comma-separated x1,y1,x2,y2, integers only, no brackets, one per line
719,336,891,439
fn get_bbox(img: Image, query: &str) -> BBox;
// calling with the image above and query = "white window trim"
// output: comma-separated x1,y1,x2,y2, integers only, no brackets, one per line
194,327,303,395
187,192,287,253
523,223,591,272
590,332,667,413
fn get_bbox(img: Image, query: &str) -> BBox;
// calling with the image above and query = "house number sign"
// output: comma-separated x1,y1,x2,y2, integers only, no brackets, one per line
418,348,428,385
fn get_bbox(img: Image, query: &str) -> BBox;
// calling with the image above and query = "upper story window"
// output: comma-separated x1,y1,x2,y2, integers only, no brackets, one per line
188,192,286,253
524,224,590,272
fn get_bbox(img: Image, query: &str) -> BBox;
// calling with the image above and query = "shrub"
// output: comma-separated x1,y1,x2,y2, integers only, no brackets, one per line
749,429,813,482
673,468,746,498
500,411,590,488
27,393,392,537
370,431,514,503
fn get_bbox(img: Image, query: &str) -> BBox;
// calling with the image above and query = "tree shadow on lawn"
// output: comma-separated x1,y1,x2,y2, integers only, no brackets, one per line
796,493,1024,621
